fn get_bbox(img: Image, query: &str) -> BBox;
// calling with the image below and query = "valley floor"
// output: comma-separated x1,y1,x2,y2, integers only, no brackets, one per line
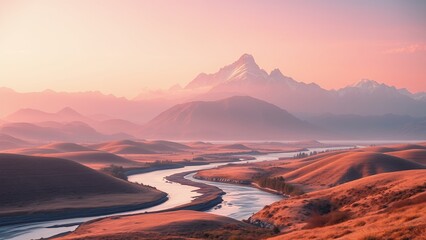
57,142,426,240
3,141,426,240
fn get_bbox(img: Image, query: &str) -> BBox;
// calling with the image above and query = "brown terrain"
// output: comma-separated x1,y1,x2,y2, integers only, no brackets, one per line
282,151,424,187
255,170,426,240
0,153,166,226
388,149,426,165
56,210,274,240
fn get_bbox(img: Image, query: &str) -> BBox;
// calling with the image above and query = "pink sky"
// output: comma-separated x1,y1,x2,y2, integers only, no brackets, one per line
0,0,425,97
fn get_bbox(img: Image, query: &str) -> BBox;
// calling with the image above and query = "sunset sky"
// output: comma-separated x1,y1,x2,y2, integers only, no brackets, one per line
0,0,425,98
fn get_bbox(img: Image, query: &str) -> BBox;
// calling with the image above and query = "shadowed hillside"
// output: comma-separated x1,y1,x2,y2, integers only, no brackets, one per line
0,154,166,226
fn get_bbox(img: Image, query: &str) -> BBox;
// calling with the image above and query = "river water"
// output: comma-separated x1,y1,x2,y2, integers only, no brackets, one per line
0,146,352,240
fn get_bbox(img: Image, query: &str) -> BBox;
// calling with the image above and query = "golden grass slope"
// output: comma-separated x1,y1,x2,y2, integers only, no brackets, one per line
387,149,426,165
251,170,426,239
56,210,273,240
283,151,424,187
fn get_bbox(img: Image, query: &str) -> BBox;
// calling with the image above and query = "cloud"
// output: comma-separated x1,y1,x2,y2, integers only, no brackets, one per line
384,43,426,54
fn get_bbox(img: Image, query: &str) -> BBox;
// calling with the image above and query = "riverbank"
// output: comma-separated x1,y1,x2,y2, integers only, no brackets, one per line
193,175,287,197
0,194,168,227
164,171,225,211
55,210,276,240
0,154,169,227
123,157,245,176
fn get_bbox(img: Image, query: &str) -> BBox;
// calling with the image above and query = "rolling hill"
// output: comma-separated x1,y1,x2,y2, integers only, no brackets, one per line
6,142,140,169
283,151,425,187
251,169,426,239
0,154,166,225
90,140,191,154
0,134,31,150
385,149,426,165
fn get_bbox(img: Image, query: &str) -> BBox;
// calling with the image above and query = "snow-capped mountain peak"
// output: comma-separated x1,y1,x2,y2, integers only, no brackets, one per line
338,79,421,101
270,68,285,79
236,53,256,66
352,79,382,89
184,54,264,89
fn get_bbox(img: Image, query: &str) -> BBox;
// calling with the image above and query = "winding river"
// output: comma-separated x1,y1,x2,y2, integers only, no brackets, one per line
0,146,351,240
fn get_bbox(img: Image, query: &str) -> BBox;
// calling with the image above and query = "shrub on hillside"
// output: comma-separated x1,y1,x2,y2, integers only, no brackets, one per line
101,164,128,181
254,176,304,196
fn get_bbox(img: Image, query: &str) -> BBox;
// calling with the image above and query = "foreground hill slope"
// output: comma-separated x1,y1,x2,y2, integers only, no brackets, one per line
0,154,166,225
141,96,326,140
251,169,426,239
57,210,273,240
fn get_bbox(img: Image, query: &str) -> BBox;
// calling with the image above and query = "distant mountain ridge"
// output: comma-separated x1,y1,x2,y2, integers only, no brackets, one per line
3,107,142,137
0,87,164,123
184,54,426,117
1,54,425,122
0,121,132,143
5,107,90,123
0,54,425,141
141,96,328,140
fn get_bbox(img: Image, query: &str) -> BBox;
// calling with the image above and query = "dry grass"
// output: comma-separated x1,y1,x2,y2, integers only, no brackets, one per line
57,210,274,240
304,210,350,229
254,169,426,239
269,203,426,240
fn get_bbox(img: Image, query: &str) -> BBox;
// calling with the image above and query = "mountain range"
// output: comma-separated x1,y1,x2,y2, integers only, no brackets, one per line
1,54,425,124
0,54,425,140
3,107,142,135
2,96,424,140
182,54,426,117
0,121,131,143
